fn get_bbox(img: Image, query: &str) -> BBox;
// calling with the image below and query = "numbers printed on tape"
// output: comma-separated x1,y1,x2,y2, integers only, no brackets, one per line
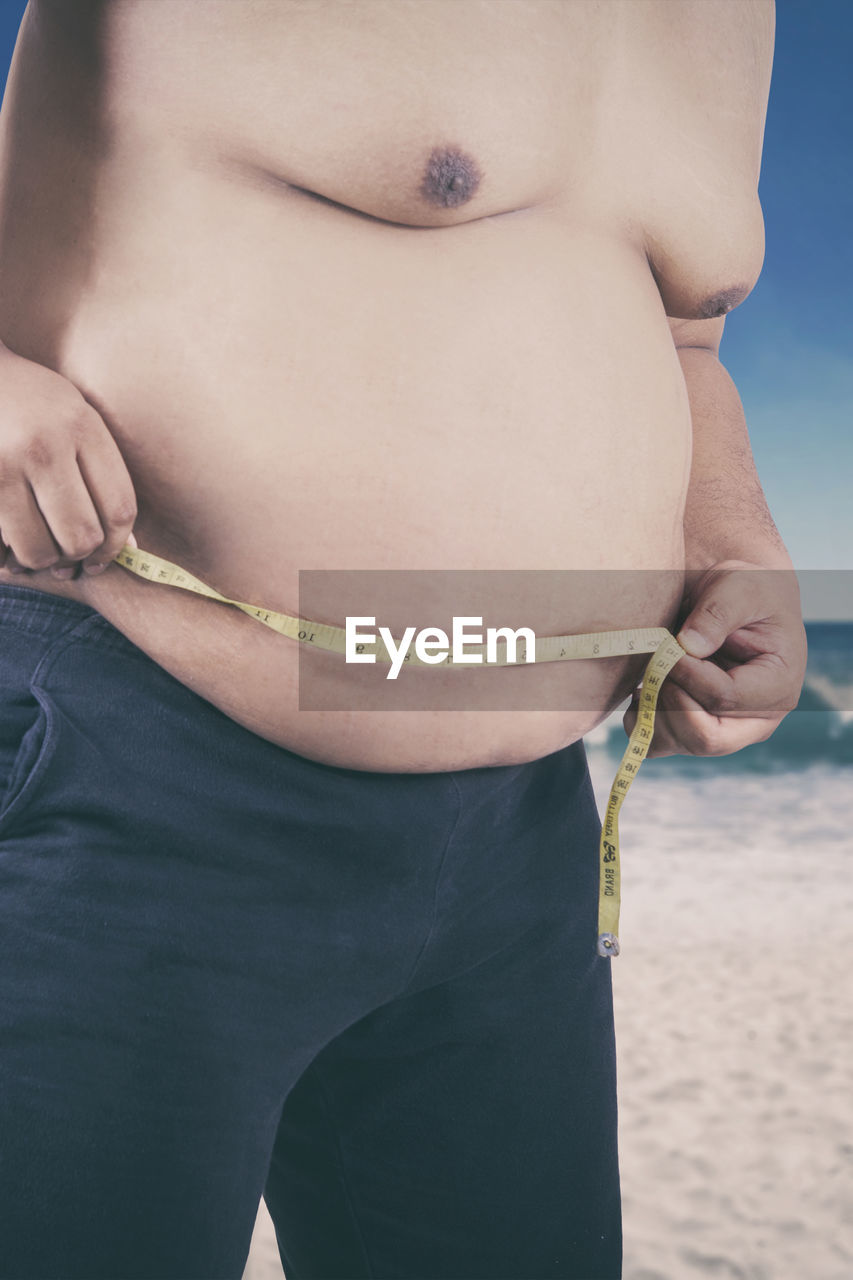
115,544,686,957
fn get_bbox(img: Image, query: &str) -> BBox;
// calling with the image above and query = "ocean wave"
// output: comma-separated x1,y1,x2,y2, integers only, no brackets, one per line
589,663,853,773
584,758,853,857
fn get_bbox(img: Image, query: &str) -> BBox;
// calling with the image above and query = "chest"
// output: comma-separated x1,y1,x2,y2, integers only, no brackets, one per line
101,0,771,310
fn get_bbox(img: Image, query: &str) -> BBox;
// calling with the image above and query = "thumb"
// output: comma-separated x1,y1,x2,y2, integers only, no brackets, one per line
676,597,737,660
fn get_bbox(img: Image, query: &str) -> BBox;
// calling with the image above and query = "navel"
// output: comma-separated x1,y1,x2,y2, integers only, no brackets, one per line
419,145,482,209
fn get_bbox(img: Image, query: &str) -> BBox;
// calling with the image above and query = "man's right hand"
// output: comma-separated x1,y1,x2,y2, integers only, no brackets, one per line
0,344,137,579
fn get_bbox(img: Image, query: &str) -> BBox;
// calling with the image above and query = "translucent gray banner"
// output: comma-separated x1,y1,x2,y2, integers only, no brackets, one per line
296,567,850,712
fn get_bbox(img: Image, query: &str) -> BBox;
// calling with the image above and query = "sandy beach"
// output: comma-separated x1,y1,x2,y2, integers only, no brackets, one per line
242,759,853,1280
600,764,853,1280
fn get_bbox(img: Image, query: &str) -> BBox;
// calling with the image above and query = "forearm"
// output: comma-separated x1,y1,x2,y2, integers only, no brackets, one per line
679,345,793,574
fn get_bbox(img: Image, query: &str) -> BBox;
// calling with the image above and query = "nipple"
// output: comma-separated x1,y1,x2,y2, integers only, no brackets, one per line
420,146,482,209
699,285,750,319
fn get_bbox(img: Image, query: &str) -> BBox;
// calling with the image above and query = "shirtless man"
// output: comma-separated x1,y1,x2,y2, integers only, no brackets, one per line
0,3,806,1278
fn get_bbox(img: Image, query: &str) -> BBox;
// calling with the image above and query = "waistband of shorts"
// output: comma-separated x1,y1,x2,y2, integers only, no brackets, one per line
0,581,167,667
0,582,108,641
0,583,589,790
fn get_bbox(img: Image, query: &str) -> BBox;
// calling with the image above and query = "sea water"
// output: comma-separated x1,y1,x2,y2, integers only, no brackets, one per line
586,620,853,856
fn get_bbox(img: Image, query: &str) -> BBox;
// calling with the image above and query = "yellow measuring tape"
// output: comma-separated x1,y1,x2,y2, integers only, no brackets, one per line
114,544,686,956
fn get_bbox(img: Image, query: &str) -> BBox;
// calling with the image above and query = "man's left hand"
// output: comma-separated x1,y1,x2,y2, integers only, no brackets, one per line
623,560,808,758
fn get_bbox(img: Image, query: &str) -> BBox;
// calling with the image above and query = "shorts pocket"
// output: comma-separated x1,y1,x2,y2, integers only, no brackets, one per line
0,683,58,839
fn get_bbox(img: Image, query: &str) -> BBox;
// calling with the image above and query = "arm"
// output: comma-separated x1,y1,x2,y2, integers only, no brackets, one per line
0,337,137,578
670,314,792,575
0,9,137,579
620,0,806,756
624,315,807,756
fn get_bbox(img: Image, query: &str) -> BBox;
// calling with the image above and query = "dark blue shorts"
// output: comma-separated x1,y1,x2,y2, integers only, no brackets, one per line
0,582,620,1280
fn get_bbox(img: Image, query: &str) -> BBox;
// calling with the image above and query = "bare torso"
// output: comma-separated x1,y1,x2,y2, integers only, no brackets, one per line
0,0,771,770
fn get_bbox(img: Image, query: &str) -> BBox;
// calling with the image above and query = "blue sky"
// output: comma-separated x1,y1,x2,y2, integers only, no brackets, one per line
0,1,849,597
721,0,853,585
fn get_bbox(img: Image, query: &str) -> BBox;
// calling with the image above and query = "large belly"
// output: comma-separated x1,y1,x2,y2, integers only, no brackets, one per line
8,166,692,770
